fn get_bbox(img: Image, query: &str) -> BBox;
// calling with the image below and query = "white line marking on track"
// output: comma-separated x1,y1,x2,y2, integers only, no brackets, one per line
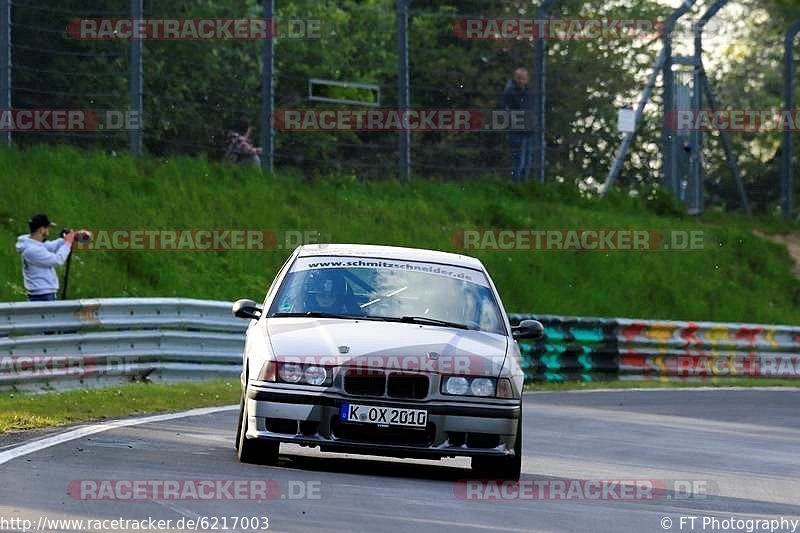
155,499,202,522
0,404,237,466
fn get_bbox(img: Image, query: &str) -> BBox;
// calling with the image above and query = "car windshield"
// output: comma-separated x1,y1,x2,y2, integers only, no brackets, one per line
267,255,507,335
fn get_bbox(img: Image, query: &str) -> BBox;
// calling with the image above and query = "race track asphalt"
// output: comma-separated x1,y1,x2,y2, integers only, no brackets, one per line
1,389,799,533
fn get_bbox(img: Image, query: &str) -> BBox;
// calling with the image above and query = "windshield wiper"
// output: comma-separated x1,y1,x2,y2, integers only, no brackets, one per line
365,315,471,330
271,312,383,321
272,311,355,320
271,312,471,329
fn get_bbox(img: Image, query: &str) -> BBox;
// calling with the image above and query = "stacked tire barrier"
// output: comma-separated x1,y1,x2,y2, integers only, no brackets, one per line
510,314,800,382
511,315,620,382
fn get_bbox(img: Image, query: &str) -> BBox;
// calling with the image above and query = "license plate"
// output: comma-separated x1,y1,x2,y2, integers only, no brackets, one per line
339,403,427,428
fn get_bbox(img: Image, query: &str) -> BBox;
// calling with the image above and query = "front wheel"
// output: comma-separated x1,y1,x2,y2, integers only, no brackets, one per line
471,412,522,481
237,395,279,465
234,395,244,451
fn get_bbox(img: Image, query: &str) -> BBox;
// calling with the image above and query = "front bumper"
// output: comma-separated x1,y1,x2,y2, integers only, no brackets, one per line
245,384,520,459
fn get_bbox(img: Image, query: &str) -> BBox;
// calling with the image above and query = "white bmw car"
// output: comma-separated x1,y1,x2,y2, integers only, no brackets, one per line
233,244,542,479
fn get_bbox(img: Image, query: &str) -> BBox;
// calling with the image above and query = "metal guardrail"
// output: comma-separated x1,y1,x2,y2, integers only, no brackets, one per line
0,298,246,389
0,298,245,335
2,299,798,389
511,314,800,382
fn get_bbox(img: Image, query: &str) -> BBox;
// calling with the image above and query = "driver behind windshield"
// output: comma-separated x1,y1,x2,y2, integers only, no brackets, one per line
303,271,360,315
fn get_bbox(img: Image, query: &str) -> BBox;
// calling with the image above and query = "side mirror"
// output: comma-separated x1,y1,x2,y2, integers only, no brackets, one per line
232,299,263,320
511,319,544,341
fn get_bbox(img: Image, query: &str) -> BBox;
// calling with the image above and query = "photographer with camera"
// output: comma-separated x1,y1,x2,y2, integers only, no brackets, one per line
14,214,89,302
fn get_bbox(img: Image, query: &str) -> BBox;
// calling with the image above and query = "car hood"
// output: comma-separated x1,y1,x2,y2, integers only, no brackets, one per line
266,318,508,377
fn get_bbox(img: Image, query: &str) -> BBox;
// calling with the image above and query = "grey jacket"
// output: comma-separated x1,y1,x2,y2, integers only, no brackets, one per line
15,234,72,295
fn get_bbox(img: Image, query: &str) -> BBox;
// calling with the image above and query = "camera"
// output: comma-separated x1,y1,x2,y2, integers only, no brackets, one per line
60,228,93,243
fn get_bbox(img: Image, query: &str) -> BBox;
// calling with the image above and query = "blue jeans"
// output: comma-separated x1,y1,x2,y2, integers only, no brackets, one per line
28,293,56,302
509,132,533,182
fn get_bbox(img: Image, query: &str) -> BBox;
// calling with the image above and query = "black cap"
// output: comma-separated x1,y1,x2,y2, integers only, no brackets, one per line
28,213,56,233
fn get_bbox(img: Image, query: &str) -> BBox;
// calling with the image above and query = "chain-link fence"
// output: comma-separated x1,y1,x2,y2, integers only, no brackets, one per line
3,0,799,215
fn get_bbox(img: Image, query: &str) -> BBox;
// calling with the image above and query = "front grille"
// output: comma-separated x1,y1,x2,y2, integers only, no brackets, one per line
343,369,386,396
330,417,436,446
387,373,429,399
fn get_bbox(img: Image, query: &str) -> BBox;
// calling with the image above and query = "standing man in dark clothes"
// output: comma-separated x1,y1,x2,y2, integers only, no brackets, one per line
501,67,534,182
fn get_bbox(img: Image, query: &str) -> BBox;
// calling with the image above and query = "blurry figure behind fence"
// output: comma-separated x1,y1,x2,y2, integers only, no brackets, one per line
224,117,262,166
500,67,533,182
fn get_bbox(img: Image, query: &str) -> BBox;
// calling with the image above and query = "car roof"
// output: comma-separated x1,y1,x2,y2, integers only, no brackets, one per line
296,243,485,270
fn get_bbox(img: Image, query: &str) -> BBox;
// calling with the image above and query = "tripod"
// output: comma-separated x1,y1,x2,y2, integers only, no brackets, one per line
60,250,73,300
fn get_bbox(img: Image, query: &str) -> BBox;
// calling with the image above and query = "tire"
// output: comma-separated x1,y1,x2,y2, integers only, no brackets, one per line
237,394,280,465
234,395,244,451
471,411,522,481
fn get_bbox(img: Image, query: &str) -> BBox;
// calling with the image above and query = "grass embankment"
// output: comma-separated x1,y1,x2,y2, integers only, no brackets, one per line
0,380,238,434
1,145,799,323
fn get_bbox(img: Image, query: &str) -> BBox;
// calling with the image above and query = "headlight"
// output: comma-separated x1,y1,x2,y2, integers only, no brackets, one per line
470,377,495,397
441,376,498,396
443,376,469,395
278,363,303,383
273,362,331,386
303,365,327,386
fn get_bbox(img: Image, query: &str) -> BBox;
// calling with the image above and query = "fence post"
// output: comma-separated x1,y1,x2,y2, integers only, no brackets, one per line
397,0,411,181
689,0,729,215
0,0,11,147
661,0,696,197
129,0,143,155
530,0,556,183
261,0,275,173
691,26,703,213
782,19,800,220
662,29,675,195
